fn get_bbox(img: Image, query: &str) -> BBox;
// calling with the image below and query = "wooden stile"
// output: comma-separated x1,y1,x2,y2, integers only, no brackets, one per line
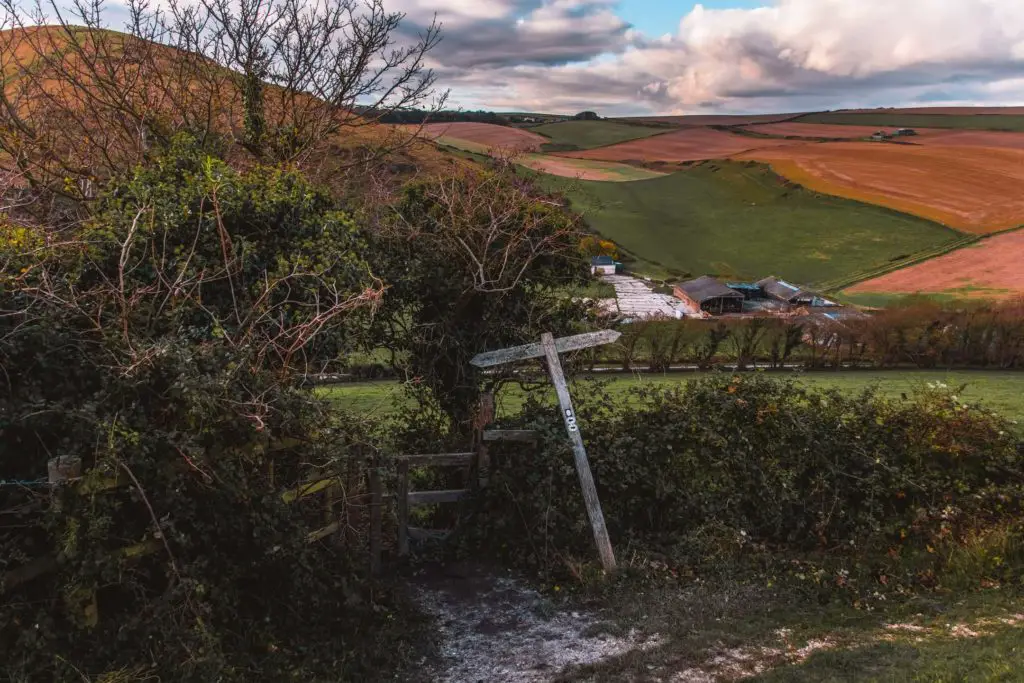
470,329,620,572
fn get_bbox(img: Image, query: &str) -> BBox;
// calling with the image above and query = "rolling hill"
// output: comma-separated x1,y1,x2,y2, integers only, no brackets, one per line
533,161,960,285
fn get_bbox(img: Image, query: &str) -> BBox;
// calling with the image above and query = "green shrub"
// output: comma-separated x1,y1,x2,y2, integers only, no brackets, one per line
467,375,1024,585
0,139,422,681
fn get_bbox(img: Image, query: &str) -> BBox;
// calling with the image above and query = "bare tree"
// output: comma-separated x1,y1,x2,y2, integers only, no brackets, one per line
161,0,445,160
0,0,445,207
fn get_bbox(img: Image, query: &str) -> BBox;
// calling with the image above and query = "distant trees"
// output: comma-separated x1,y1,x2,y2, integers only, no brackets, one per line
574,111,600,120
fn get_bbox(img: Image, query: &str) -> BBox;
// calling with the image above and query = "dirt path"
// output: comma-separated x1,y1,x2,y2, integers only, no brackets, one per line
410,563,661,682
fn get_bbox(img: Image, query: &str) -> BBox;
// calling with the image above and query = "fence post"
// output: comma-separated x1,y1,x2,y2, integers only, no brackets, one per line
369,459,382,574
476,392,495,489
397,460,410,557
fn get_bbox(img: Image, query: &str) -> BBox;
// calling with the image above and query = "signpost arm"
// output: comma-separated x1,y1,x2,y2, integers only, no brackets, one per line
540,333,617,572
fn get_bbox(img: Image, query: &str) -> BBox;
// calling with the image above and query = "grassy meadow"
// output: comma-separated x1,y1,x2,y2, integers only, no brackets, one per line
796,112,1024,131
322,369,1024,430
530,120,669,150
534,161,960,284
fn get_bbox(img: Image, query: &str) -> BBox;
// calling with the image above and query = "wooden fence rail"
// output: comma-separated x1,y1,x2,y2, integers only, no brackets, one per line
4,425,541,591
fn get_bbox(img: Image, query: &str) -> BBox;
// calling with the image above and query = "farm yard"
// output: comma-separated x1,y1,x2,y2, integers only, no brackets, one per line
845,227,1024,301
528,119,668,150
536,161,960,284
737,142,1024,233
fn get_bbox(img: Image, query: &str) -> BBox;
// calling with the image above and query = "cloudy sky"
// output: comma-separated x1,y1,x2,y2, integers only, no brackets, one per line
388,0,1024,116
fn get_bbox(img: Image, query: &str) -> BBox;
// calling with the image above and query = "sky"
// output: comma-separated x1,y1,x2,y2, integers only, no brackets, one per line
385,0,1024,116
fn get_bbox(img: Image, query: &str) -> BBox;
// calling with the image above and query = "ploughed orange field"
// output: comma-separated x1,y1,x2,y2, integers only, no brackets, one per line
909,130,1024,151
848,229,1024,298
741,123,931,139
560,127,802,163
414,122,547,152
737,142,1024,234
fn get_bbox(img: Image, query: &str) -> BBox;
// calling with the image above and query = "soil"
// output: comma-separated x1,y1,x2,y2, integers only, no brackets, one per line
737,142,1024,233
909,130,1024,151
740,123,937,139
846,229,1024,298
560,128,803,164
408,563,662,682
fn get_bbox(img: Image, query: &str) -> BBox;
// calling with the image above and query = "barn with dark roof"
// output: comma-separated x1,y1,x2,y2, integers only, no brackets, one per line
674,276,744,315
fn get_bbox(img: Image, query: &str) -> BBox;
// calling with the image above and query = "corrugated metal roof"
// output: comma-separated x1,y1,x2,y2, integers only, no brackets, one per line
676,276,744,304
757,276,808,302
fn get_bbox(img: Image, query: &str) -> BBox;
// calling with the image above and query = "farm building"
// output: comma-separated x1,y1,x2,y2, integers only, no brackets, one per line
725,282,766,300
675,276,744,315
757,276,838,307
590,255,619,275
870,130,892,141
894,128,917,136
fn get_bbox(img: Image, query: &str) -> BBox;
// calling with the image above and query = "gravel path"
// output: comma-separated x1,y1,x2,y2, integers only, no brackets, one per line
412,564,662,682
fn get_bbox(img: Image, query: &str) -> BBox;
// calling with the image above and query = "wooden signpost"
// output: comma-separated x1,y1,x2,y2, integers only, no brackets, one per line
471,329,621,572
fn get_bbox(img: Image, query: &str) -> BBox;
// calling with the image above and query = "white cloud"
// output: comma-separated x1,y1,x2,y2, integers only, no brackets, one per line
423,0,1024,115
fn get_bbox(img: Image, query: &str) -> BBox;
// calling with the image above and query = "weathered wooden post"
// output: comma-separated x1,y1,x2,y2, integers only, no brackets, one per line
471,329,621,572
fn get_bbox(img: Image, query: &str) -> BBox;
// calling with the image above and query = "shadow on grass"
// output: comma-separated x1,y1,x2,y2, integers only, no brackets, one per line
551,581,1023,683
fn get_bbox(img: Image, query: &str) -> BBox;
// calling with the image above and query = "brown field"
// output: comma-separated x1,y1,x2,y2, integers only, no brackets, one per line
847,229,1024,298
415,122,547,152
624,113,802,126
560,127,803,163
741,122,915,139
909,130,1024,151
737,142,1024,234
836,107,1024,115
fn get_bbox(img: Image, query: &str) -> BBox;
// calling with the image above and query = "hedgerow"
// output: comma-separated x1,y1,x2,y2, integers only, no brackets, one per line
467,374,1024,591
0,140,423,681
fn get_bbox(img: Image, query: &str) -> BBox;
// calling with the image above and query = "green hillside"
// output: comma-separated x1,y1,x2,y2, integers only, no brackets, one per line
530,120,668,151
796,112,1024,131
535,161,961,285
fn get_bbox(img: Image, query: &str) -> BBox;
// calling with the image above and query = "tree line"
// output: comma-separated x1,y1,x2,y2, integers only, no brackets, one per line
585,298,1024,371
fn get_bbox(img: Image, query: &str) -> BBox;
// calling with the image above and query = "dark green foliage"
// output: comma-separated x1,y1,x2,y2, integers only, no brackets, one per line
468,375,1023,585
0,139,418,681
364,165,586,430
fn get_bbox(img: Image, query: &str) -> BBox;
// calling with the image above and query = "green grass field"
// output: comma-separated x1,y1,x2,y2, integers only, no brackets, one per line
534,161,960,284
795,112,1024,131
530,120,669,150
322,370,1024,429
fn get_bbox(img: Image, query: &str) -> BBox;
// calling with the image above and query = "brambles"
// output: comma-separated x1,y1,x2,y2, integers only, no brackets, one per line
467,375,1024,592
